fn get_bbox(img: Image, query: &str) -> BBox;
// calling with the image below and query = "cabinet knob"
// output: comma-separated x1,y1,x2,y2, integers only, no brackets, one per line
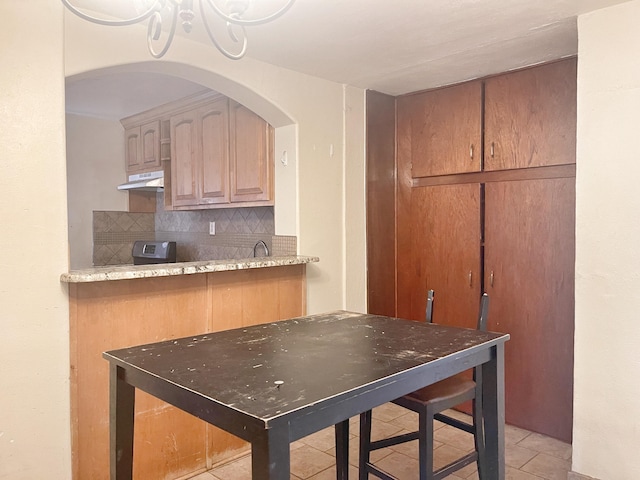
468,271,473,286
490,270,495,287
490,142,495,158
470,144,474,160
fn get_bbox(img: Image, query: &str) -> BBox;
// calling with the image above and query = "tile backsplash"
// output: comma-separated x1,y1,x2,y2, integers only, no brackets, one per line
93,206,296,266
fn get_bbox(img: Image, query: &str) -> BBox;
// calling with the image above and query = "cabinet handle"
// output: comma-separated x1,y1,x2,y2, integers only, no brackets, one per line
490,271,494,287
468,271,472,286
490,142,495,158
470,144,474,159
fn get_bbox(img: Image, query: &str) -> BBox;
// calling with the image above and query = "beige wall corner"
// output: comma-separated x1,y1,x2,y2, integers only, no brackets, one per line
0,1,71,479
66,114,128,269
344,85,367,312
574,1,640,479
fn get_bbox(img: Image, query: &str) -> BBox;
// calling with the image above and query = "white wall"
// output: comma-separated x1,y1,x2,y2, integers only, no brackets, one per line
0,2,71,479
274,124,299,236
66,114,128,269
63,15,367,315
574,1,640,478
344,86,368,313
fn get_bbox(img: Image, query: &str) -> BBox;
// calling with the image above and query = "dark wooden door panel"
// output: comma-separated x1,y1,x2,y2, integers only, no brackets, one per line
396,95,416,320
484,178,575,442
484,58,577,171
366,91,397,317
407,81,482,178
405,184,482,326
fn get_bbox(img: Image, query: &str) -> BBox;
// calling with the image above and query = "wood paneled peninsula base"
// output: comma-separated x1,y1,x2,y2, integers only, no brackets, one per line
62,256,317,480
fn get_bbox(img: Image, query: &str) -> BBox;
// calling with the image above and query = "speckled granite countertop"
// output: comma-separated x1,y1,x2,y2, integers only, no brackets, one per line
60,255,319,283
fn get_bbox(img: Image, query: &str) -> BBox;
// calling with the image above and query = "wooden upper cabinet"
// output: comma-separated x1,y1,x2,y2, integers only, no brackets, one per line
484,58,577,171
406,80,482,178
170,110,199,207
171,98,230,207
229,101,273,203
125,92,273,210
168,96,272,209
124,121,161,173
200,98,230,205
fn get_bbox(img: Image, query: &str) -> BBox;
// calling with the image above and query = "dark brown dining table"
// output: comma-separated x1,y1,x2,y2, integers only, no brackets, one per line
103,310,509,480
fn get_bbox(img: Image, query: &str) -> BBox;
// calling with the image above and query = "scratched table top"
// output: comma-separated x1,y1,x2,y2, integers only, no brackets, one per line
104,311,507,422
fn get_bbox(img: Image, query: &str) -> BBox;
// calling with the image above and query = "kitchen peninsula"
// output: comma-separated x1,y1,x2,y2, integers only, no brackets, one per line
62,255,318,480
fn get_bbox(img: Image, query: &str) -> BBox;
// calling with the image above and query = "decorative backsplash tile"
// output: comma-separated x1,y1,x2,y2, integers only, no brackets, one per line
92,207,295,266
154,207,274,233
93,211,155,233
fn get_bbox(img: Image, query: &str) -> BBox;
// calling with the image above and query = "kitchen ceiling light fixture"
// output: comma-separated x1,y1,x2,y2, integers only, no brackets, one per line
61,0,295,60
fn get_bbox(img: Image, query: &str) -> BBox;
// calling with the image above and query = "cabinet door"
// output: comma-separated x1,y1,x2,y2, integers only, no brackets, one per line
170,110,199,207
484,58,577,171
484,178,575,442
124,126,142,172
199,98,230,204
405,81,482,178
229,101,273,203
400,184,481,327
140,120,161,170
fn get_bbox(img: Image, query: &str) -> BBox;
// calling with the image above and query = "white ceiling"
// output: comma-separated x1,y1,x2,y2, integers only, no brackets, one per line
65,0,629,119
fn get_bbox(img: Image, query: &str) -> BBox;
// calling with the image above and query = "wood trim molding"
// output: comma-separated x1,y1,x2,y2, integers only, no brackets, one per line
121,90,224,126
412,164,576,188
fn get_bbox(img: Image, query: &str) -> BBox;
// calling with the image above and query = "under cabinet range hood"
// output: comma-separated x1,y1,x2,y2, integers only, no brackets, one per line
117,170,164,191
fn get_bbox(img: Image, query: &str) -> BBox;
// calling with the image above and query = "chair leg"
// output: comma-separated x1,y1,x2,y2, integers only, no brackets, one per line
359,410,373,480
418,406,435,480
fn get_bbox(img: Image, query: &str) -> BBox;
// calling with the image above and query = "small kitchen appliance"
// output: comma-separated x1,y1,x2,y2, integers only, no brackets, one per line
132,241,177,265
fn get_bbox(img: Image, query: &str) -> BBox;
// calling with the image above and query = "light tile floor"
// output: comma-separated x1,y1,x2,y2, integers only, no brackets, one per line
191,403,572,480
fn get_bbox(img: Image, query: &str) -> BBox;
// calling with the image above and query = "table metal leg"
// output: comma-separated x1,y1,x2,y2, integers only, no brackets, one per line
481,343,506,480
335,419,350,480
109,364,135,480
252,425,291,479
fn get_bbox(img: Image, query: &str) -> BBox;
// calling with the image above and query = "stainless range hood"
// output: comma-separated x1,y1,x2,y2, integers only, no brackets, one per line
117,170,164,191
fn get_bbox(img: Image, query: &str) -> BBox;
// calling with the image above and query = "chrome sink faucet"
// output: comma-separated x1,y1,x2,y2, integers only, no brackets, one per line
253,240,269,257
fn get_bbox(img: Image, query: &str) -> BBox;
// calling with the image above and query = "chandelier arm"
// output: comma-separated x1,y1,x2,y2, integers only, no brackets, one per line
60,0,162,27
199,0,248,59
202,0,295,26
147,7,179,59
62,0,293,60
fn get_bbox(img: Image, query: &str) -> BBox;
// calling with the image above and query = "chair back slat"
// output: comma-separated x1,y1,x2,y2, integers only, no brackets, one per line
425,289,435,323
424,290,489,331
477,293,490,332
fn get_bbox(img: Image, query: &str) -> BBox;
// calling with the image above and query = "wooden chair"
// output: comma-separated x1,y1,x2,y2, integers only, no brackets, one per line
358,290,490,480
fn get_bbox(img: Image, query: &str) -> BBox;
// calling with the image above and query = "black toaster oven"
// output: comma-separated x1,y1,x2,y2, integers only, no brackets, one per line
132,241,177,265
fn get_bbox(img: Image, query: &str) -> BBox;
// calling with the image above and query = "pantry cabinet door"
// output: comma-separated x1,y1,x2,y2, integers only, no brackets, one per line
484,177,575,442
484,58,577,171
404,81,482,178
400,184,481,328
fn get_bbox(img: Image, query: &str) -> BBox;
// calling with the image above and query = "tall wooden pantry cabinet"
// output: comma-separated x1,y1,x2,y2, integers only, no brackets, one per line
366,58,576,442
